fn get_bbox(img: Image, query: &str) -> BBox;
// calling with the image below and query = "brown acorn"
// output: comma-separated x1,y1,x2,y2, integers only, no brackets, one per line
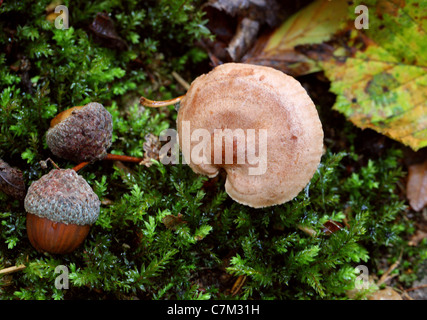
46,102,113,163
24,169,100,254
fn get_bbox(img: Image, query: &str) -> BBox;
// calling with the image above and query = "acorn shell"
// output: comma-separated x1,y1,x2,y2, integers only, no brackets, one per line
26,213,91,254
46,102,113,163
24,169,100,254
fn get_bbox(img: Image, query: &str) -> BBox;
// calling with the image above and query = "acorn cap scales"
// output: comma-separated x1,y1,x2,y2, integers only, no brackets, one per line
24,169,100,226
46,102,113,163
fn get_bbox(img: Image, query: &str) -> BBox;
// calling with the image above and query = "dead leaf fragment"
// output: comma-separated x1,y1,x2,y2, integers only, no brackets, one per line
322,220,344,235
243,0,348,76
408,229,427,246
368,287,402,300
0,159,26,200
89,12,128,51
407,160,427,212
202,0,282,63
162,213,186,230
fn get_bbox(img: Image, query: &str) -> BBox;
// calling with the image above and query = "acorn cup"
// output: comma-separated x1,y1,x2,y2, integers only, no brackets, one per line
24,169,100,254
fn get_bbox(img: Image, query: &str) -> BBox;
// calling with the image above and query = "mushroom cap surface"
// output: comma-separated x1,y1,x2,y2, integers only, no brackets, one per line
24,169,100,225
177,63,323,208
46,102,113,163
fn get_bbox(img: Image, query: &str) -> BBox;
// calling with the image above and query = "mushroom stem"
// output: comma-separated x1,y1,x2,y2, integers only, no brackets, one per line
140,95,185,108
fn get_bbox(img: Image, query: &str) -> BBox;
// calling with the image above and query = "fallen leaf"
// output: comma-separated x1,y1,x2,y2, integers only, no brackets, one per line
407,160,427,212
0,159,26,200
243,0,348,76
408,229,427,246
89,12,128,51
162,213,186,230
322,220,344,235
368,286,403,300
202,0,282,63
303,0,427,151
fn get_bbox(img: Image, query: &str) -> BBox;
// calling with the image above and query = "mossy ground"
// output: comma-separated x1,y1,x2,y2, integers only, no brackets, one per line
1,0,426,300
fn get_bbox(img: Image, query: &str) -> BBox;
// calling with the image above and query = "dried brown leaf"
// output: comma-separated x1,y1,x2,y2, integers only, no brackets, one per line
408,230,427,247
202,0,282,63
0,159,26,200
162,213,186,230
89,12,128,51
368,287,403,300
407,160,427,212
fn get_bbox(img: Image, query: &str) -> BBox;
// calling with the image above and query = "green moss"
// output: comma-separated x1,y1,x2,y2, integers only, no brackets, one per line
1,0,426,300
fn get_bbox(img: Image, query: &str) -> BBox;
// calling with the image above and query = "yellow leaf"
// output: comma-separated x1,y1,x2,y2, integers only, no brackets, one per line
244,0,348,76
305,0,427,150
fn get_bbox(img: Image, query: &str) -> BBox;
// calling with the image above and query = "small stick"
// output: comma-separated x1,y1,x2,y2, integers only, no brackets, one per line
140,95,184,108
0,264,26,275
404,284,427,292
377,250,402,286
72,161,90,172
231,275,246,296
172,71,190,90
72,154,146,172
103,153,145,163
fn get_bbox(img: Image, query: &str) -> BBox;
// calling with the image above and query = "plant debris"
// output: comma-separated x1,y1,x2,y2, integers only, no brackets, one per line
407,160,427,212
0,158,26,200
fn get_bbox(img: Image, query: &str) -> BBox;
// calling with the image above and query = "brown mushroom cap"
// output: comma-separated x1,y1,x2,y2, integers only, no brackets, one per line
177,63,323,208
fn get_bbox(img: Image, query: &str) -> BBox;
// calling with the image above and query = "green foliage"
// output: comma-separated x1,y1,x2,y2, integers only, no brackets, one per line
0,0,208,162
0,0,425,300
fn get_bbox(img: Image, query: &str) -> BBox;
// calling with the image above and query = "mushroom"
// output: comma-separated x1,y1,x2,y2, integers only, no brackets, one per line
141,63,324,208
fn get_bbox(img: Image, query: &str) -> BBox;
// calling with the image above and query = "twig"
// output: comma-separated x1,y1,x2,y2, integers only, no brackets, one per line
377,250,403,286
140,95,184,108
72,161,90,172
404,284,427,292
0,264,26,275
103,153,145,163
72,154,148,172
172,71,190,90
231,275,246,296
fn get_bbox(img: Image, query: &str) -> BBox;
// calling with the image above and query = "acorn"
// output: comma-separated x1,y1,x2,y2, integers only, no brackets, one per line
46,102,113,163
46,102,149,172
24,169,100,254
